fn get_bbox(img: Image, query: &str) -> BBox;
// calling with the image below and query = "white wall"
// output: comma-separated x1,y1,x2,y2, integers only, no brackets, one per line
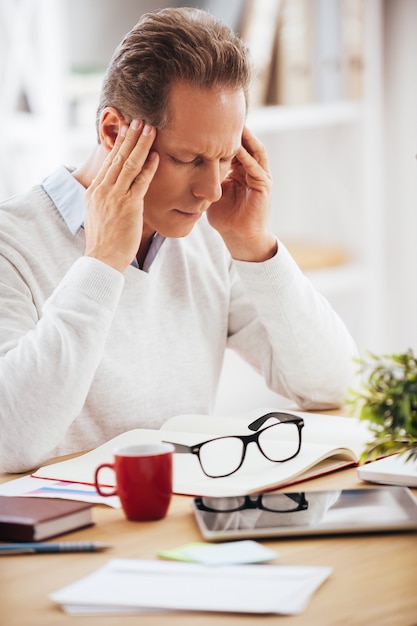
382,0,417,353
66,0,173,71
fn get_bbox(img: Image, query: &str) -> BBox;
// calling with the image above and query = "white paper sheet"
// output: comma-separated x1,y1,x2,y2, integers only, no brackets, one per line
358,454,417,487
0,475,121,508
50,558,332,615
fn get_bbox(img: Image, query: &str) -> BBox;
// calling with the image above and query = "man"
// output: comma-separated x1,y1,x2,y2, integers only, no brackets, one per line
0,8,357,473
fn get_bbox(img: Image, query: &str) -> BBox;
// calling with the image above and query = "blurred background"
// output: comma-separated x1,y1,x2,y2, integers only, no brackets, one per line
0,0,416,409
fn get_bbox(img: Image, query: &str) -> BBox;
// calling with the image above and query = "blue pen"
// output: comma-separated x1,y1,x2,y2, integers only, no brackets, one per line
0,541,111,555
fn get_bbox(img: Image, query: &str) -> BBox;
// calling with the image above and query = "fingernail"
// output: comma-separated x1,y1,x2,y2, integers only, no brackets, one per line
120,125,128,137
143,124,153,135
131,119,140,130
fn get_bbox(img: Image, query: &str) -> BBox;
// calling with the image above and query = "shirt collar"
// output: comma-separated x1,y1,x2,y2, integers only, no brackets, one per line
42,165,86,235
41,165,166,271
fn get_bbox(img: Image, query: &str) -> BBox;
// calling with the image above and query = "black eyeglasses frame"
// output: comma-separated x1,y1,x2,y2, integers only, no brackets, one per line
163,411,304,478
195,491,309,514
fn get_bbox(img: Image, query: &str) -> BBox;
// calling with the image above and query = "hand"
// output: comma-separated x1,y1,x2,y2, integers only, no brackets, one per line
206,126,277,262
84,120,159,272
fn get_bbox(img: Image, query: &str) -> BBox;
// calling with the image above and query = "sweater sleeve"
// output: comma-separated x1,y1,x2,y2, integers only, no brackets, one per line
0,256,124,473
228,240,359,410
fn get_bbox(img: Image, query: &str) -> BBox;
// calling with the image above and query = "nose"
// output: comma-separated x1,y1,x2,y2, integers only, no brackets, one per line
191,162,223,204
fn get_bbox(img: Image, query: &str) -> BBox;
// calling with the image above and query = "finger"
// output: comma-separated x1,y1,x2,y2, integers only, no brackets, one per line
130,150,160,195
241,127,270,172
103,121,156,190
222,157,247,187
235,142,272,189
234,145,262,180
106,120,142,169
90,123,130,188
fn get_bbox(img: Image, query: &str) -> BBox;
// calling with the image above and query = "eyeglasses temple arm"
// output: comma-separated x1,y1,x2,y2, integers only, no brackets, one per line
248,412,302,431
248,413,285,430
161,440,192,454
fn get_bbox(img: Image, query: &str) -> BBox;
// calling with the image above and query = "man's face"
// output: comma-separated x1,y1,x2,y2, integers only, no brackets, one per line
142,81,246,238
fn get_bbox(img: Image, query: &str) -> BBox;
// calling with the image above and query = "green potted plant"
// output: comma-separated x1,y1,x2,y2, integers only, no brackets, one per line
348,349,417,463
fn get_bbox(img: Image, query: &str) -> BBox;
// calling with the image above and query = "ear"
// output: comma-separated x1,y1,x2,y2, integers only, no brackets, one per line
99,107,125,151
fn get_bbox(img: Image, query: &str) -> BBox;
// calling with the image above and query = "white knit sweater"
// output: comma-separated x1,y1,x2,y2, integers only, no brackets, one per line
0,184,358,472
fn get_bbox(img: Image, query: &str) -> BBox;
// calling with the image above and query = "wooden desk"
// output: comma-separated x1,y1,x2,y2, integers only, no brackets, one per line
1,467,416,626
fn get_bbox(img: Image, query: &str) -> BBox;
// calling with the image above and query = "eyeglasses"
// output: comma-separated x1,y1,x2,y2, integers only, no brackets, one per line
163,412,304,478
195,492,308,514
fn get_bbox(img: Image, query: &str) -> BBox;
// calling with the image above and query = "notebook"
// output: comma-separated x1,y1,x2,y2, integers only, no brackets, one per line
0,496,94,542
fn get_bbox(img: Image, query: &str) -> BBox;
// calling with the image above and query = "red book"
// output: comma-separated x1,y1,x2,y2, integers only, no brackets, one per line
0,496,93,542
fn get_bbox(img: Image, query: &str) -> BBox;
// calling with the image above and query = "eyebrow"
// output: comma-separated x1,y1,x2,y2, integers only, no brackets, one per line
169,146,240,161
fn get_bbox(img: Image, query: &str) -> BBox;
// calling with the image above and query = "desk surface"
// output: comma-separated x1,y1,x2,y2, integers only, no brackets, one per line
1,466,416,626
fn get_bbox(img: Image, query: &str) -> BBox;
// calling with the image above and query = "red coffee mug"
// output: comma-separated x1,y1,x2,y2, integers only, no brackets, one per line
94,443,174,521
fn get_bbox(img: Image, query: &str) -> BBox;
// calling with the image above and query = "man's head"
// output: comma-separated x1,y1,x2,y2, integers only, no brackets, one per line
96,6,251,136
94,7,251,242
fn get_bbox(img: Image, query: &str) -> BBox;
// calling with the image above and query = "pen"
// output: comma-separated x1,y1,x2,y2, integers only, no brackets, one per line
0,541,111,555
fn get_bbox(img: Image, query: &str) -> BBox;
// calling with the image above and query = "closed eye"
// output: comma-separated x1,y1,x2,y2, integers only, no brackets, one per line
170,155,234,167
170,155,202,167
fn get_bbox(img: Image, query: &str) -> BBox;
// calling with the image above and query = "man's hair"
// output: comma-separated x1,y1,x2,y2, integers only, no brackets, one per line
96,7,251,139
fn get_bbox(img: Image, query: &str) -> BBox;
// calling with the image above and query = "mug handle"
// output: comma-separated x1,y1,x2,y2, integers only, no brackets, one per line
94,463,117,497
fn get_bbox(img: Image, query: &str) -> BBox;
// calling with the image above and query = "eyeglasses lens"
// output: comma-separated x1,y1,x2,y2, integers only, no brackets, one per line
200,496,248,512
260,494,304,512
257,422,300,461
199,436,244,477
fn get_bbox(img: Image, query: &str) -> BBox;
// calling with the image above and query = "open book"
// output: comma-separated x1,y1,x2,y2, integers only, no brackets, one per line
33,410,372,497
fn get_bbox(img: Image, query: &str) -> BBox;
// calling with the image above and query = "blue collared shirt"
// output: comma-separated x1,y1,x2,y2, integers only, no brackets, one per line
41,166,165,271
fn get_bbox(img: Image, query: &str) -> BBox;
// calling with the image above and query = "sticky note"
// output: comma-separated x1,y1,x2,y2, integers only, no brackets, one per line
157,542,205,562
158,540,278,565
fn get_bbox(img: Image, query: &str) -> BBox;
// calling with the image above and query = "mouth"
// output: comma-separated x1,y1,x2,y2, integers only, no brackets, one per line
173,209,204,220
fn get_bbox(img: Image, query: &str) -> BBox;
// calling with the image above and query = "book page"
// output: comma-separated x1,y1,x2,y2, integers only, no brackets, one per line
166,441,357,497
33,429,163,486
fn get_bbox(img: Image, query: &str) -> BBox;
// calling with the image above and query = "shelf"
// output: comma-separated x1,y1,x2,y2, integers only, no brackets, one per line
3,101,363,149
283,241,349,271
247,101,363,134
304,262,366,295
